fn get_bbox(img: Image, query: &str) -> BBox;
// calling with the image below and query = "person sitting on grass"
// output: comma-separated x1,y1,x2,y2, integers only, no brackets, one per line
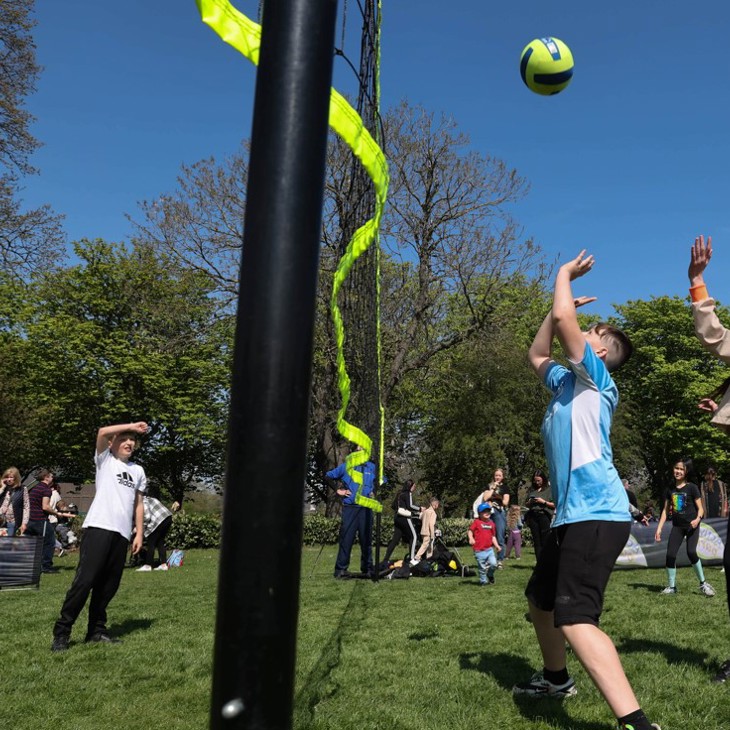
51,421,148,652
467,502,500,586
514,250,660,730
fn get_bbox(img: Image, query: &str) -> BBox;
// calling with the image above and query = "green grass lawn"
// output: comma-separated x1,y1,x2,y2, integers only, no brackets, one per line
3,547,729,729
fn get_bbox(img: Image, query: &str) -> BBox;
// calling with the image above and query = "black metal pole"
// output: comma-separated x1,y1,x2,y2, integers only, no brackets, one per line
209,2,339,728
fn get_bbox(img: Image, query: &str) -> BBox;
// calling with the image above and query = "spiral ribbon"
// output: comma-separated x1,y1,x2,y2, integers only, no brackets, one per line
197,0,388,511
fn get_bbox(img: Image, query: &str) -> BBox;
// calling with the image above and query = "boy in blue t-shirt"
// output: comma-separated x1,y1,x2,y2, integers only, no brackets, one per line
513,251,660,730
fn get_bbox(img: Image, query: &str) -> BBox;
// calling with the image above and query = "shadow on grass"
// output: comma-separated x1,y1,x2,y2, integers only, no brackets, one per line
617,637,709,667
626,582,663,592
294,582,366,728
459,651,615,730
112,617,154,637
408,628,440,641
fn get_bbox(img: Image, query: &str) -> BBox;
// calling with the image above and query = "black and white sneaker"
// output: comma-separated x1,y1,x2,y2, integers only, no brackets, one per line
512,671,577,698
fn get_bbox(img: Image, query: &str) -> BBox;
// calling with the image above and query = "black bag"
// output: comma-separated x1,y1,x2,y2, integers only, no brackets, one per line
409,559,433,577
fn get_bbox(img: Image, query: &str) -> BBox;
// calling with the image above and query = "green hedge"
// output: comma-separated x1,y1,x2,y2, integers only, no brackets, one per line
114,512,534,550
167,513,222,549
301,514,533,548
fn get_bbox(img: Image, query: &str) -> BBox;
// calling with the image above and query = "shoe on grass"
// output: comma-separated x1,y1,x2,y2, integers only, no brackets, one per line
51,635,69,652
154,563,169,571
699,581,716,597
659,585,677,594
512,671,577,698
136,564,152,572
85,633,121,644
712,659,730,683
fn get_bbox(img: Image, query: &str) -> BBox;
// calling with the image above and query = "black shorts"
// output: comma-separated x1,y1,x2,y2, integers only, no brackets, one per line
524,520,631,627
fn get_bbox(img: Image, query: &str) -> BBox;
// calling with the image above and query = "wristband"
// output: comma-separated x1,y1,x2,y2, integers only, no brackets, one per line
690,284,709,302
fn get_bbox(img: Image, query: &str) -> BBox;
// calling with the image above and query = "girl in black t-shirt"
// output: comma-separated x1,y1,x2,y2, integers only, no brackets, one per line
654,459,715,597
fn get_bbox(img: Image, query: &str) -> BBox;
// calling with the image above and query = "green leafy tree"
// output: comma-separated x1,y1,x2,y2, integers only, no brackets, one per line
613,296,730,491
8,239,230,501
413,280,552,515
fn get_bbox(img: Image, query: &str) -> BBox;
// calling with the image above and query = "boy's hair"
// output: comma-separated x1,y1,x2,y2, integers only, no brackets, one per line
593,323,633,372
37,468,52,482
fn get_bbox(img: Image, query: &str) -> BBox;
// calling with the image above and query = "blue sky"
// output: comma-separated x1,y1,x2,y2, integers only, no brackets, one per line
22,1,730,317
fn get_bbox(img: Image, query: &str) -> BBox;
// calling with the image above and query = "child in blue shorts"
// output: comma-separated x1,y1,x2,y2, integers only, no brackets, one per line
512,251,660,730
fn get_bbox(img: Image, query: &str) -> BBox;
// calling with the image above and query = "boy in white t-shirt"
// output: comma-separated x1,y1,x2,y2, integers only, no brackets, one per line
51,421,148,652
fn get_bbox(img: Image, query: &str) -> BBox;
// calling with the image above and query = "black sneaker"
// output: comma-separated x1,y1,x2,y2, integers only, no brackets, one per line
85,633,122,644
42,567,60,574
712,659,730,683
488,574,495,585
513,671,577,698
51,635,70,652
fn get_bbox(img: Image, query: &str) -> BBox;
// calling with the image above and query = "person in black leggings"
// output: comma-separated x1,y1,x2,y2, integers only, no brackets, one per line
654,459,714,597
381,480,421,566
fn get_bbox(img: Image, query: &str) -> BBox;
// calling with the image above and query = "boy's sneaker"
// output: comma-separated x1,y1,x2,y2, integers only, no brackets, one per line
512,671,577,698
659,586,677,594
712,659,730,683
51,635,69,652
699,581,716,597
487,574,495,584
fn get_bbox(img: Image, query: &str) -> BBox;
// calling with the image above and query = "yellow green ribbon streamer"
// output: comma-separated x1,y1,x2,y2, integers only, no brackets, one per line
197,0,388,512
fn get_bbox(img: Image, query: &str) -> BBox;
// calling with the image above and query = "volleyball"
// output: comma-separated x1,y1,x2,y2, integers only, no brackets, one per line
520,37,574,96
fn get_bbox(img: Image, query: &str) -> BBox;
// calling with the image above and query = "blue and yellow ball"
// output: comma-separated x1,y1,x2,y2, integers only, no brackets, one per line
520,37,574,96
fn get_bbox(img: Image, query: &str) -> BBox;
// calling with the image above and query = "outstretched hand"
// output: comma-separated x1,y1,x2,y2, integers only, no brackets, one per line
698,398,718,413
561,250,595,281
574,295,597,309
688,235,712,284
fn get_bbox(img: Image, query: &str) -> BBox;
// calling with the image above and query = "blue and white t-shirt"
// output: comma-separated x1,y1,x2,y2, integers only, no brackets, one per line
541,341,629,527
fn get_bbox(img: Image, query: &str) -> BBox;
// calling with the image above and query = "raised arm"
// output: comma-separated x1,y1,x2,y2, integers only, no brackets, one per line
528,311,554,380
96,422,148,454
552,251,596,362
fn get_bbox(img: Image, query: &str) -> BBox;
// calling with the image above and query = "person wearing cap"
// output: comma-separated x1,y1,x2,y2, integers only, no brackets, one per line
467,502,500,586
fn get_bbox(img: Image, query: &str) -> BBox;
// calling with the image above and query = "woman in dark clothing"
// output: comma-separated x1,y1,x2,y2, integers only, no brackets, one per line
523,469,554,557
381,479,421,566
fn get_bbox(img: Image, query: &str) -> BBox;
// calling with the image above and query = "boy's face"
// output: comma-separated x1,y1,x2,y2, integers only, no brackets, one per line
583,327,608,361
111,433,137,461
479,510,491,520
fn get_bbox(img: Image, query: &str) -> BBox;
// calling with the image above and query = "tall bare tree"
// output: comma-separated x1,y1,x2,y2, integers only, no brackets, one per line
132,101,546,504
0,0,64,275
